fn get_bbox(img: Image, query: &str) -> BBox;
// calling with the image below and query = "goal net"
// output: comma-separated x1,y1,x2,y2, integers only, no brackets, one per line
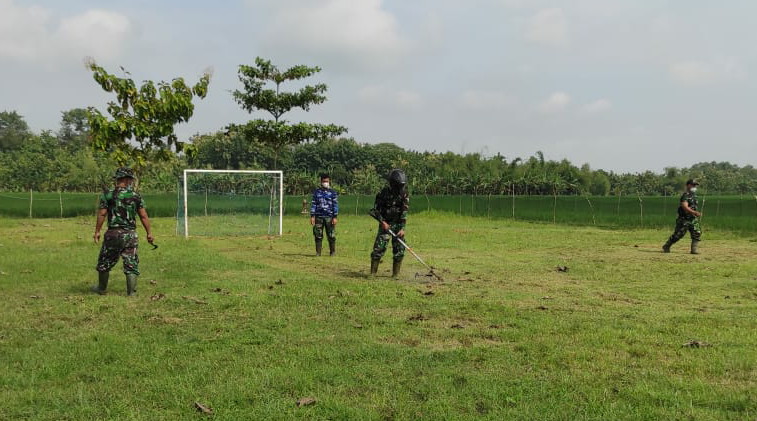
177,170,283,237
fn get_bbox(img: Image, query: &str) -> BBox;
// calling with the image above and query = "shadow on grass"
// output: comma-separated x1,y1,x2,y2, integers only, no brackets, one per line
282,253,318,258
337,270,372,279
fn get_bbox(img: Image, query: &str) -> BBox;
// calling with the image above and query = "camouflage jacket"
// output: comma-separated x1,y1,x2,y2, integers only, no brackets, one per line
99,187,145,230
677,191,698,220
373,186,409,226
310,188,339,218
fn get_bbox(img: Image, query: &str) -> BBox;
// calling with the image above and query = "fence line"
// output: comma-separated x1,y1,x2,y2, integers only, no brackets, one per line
1,192,755,234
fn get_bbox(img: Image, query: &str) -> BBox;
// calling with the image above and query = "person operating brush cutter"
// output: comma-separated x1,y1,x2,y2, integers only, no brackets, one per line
370,169,410,277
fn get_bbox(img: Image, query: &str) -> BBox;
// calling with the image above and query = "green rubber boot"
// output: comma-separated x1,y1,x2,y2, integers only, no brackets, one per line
690,240,700,255
370,259,380,275
91,271,109,295
126,273,138,296
315,239,323,256
392,260,403,278
329,239,336,257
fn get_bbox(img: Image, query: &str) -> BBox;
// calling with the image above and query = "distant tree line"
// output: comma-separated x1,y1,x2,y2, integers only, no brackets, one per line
1,109,755,196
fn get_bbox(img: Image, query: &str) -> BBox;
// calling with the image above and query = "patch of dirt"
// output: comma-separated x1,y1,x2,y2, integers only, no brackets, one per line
211,288,230,295
407,314,428,322
194,402,213,415
555,266,569,273
296,397,316,407
150,293,166,301
450,324,464,329
682,340,711,348
182,296,207,305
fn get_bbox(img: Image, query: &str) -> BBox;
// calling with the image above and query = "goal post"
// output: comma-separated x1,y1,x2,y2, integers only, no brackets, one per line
179,169,284,238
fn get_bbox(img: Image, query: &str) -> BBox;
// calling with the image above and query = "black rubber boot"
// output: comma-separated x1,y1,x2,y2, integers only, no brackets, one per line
370,259,380,275
91,271,109,295
392,260,403,278
690,240,700,255
329,239,336,256
126,274,138,296
315,239,323,256
662,240,673,253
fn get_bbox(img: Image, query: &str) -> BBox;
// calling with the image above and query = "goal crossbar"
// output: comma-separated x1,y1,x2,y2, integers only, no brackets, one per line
182,169,284,238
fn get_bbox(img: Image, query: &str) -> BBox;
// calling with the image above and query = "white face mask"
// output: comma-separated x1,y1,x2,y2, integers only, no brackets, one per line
690,187,697,192
321,182,330,189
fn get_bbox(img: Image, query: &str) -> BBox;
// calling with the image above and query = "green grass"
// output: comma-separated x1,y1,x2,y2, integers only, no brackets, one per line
2,192,757,234
0,214,755,420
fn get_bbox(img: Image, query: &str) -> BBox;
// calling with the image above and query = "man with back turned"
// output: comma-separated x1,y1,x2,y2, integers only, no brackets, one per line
92,167,154,295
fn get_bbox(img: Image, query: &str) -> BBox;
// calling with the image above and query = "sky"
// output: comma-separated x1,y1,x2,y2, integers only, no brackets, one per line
1,0,755,173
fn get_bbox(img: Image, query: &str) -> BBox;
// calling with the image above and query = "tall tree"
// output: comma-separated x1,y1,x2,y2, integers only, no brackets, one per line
58,108,91,148
231,57,347,168
85,59,211,168
0,111,31,151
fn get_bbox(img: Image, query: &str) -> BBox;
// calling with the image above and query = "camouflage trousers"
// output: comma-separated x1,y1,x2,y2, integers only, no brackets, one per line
667,217,702,244
313,217,336,241
96,228,139,275
371,223,405,262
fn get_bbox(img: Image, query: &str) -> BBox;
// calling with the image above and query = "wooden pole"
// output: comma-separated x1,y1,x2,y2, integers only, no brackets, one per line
29,188,33,218
59,190,63,218
511,183,515,219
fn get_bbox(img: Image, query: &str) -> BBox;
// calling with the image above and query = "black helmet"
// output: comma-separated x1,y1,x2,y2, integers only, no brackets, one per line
113,167,135,180
685,178,699,186
388,169,407,190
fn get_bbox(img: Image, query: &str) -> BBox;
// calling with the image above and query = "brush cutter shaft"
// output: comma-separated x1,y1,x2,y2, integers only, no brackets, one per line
386,228,433,272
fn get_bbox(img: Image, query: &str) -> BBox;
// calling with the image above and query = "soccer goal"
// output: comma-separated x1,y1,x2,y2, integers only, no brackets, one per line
177,169,284,237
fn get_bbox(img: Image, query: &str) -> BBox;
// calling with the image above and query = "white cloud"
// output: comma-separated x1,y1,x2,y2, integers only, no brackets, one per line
460,90,516,110
582,98,612,114
0,0,131,63
358,85,422,110
537,91,570,113
253,0,408,69
669,58,747,86
525,8,568,47
57,10,132,61
0,0,53,60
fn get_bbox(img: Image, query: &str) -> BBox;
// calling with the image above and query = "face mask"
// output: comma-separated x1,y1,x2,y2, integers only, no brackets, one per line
322,182,330,189
690,187,697,192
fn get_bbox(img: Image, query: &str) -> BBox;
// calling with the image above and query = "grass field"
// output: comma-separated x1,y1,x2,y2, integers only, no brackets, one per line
1,214,755,420
2,191,756,234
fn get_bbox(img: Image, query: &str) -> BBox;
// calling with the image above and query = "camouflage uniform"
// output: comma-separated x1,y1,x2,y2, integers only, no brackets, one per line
310,187,339,243
96,186,145,275
370,186,410,263
666,190,702,244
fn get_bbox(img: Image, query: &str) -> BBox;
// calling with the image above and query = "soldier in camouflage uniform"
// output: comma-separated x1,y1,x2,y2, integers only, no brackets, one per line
310,173,339,256
663,179,702,254
370,169,410,277
92,167,154,296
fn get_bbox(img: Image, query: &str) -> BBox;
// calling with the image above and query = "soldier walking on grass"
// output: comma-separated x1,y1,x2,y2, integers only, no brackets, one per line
370,169,410,278
92,167,154,296
310,173,339,256
663,178,702,254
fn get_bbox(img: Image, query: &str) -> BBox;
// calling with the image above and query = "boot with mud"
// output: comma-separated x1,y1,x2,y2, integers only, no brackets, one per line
126,273,138,296
315,239,323,256
662,240,673,253
690,240,700,255
392,260,403,278
370,259,380,275
329,239,336,256
91,271,109,295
